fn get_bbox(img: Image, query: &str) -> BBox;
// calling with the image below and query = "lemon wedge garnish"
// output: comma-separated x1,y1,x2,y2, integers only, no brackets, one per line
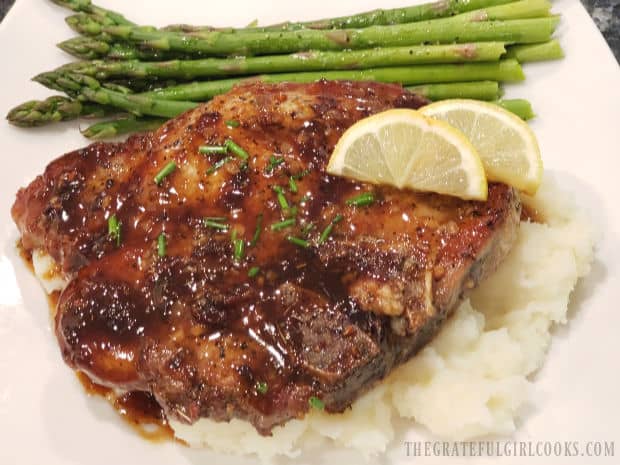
326,109,488,201
419,99,542,194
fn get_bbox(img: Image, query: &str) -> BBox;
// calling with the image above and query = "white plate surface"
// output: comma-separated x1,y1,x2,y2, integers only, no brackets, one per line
0,1,619,464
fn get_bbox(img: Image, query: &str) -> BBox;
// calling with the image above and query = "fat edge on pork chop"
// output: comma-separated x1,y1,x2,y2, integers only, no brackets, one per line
11,80,521,435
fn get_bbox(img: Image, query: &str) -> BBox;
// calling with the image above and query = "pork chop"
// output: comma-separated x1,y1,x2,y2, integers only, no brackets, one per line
12,80,521,435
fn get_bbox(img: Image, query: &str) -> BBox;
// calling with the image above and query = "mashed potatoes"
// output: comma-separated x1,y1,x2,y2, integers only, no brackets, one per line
33,175,596,461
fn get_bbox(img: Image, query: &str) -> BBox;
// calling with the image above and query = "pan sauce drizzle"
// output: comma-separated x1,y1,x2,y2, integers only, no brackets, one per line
76,372,174,443
19,243,174,443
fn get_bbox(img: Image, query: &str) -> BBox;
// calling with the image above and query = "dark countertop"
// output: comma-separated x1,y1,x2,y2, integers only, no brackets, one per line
585,0,620,62
0,0,618,61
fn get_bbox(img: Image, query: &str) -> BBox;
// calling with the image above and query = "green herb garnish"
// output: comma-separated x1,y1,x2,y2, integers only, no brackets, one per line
346,192,375,207
271,218,296,231
108,215,121,247
157,232,167,257
204,217,229,230
288,176,298,193
206,156,233,175
154,161,177,185
255,381,268,395
265,155,284,173
233,237,245,261
199,145,227,154
309,396,324,410
318,214,344,245
292,169,311,180
225,120,240,128
225,139,249,160
287,235,310,249
248,266,260,278
250,214,263,247
273,186,289,211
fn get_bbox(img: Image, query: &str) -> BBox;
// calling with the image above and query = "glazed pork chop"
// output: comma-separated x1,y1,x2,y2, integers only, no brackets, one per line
12,80,520,435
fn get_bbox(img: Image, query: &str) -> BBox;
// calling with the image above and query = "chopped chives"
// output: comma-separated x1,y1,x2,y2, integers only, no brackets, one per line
157,232,167,257
318,224,334,245
265,155,284,173
250,214,263,247
233,238,245,261
199,145,227,155
255,381,268,394
225,139,249,160
292,169,311,180
288,176,298,193
318,214,344,245
300,194,311,204
206,156,233,175
154,161,177,185
108,215,121,247
346,192,375,207
272,186,289,210
309,396,324,410
204,218,228,230
248,266,260,278
287,235,310,249
270,218,296,231
204,216,227,222
225,119,240,128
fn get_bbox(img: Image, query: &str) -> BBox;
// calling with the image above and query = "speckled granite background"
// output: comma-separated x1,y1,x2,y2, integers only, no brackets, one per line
586,0,620,62
0,0,618,62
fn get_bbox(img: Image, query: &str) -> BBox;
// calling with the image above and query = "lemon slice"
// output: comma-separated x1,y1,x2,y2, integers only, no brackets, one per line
419,99,542,195
327,109,487,201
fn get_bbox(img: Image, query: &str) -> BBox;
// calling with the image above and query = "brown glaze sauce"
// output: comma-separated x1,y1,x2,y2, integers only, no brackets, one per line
19,241,174,443
77,372,174,443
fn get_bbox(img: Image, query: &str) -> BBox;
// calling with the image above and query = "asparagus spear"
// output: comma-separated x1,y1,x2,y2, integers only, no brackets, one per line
166,0,548,32
64,12,117,46
94,0,546,34
79,98,534,140
81,116,166,139
79,98,535,140
59,42,507,81
71,16,560,56
505,39,564,62
495,98,535,119
77,96,535,140
6,95,115,127
33,72,198,117
58,36,191,61
50,0,134,26
406,81,501,101
445,0,551,23
133,60,523,101
58,0,522,36
253,0,518,31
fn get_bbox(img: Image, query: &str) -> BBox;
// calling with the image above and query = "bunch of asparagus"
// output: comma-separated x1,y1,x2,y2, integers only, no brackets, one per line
6,0,564,139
